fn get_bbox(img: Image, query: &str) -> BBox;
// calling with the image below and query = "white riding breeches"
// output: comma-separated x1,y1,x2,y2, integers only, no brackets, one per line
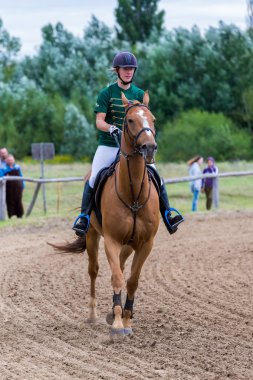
88,145,159,188
89,146,119,188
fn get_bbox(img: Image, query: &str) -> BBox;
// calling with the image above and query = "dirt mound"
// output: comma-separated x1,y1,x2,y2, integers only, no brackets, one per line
0,210,252,379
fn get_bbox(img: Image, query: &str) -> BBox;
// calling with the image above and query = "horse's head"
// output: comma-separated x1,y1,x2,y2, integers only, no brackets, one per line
121,91,157,164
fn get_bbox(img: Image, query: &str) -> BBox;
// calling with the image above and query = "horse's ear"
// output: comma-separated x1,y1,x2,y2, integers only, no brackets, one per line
142,90,149,107
121,92,129,107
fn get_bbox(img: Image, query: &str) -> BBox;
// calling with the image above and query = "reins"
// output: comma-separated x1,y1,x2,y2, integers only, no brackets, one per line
113,103,156,243
114,159,152,243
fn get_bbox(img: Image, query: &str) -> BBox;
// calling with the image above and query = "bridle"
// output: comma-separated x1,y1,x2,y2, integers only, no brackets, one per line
114,103,157,243
120,103,157,160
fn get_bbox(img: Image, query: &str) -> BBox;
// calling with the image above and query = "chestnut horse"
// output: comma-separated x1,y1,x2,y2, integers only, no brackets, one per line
52,92,160,337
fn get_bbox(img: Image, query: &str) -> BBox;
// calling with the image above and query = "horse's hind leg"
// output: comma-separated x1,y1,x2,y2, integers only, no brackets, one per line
86,226,100,323
123,240,153,334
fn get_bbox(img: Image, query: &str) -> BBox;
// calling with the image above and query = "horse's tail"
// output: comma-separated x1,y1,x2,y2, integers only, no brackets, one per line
47,236,86,254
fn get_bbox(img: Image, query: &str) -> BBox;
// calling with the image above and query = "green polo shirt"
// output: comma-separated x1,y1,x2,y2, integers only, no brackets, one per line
94,82,144,147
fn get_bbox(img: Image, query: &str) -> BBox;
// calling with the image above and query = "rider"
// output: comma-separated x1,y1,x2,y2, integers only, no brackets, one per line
73,51,184,237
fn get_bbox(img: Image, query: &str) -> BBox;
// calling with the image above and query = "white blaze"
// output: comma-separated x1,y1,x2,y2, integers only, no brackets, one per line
136,109,152,135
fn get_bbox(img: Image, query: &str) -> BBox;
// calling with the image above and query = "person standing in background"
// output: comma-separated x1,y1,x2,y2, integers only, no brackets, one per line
0,164,4,177
201,157,218,210
0,147,8,170
187,155,203,212
4,154,24,218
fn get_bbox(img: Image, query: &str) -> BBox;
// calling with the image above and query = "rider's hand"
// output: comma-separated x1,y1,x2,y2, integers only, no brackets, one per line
108,125,120,137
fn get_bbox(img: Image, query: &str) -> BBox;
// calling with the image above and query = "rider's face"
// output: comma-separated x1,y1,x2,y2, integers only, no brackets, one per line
118,67,135,82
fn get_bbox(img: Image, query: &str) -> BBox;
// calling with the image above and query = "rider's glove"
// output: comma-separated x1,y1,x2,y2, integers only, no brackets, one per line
108,125,120,137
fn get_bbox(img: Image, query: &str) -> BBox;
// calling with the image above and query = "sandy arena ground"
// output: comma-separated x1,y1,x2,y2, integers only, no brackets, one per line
0,210,252,380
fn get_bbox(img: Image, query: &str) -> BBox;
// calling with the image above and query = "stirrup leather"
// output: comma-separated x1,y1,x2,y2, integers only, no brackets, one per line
164,207,184,229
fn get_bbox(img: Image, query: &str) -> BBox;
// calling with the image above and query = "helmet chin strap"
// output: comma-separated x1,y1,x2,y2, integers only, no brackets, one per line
117,68,136,85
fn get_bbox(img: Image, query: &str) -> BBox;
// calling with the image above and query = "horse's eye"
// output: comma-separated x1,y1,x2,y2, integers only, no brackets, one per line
128,118,133,123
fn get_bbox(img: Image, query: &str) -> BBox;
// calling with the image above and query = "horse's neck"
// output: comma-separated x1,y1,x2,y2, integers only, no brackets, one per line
117,154,149,201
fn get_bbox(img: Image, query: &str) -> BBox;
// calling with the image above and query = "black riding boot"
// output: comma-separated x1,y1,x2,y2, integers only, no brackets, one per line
72,181,94,237
160,182,184,234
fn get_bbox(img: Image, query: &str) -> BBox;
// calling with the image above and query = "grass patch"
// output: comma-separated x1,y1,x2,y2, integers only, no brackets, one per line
1,160,252,228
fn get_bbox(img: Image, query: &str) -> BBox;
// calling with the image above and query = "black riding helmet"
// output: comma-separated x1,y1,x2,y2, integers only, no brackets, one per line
112,51,138,85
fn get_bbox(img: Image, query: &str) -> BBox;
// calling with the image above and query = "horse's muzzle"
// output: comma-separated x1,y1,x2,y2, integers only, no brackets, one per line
139,143,158,163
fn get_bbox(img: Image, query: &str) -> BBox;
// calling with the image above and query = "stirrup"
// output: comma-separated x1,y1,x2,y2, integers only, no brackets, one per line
72,213,90,235
165,208,184,230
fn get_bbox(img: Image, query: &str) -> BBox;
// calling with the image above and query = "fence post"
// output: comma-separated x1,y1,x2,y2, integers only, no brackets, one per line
40,143,47,214
0,178,6,221
26,182,42,217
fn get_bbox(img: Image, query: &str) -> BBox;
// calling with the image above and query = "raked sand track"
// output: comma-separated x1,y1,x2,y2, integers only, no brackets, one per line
0,210,252,379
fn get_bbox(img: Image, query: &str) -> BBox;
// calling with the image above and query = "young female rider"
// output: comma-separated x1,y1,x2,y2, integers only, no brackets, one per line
73,51,184,236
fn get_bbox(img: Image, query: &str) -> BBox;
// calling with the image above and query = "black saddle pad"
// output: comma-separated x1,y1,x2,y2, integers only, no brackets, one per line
92,155,119,226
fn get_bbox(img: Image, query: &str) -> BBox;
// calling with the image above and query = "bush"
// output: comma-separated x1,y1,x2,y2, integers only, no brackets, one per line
158,110,252,162
22,154,91,164
45,155,75,164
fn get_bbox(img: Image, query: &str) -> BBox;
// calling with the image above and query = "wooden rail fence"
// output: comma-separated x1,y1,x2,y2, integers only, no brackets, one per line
1,171,253,221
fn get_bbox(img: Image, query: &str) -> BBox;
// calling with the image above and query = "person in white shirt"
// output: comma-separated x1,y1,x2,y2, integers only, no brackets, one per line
187,155,204,211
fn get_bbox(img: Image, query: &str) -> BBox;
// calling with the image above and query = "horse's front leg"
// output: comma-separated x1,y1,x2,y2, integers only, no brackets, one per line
123,240,154,335
104,237,125,336
86,226,100,323
120,245,133,272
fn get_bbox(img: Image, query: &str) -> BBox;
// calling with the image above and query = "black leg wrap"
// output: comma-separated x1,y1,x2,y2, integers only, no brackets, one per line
112,291,123,317
113,291,122,307
124,295,134,319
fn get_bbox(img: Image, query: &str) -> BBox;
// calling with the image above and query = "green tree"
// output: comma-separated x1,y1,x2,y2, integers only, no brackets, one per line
242,87,253,132
115,0,165,44
0,17,116,159
0,18,21,81
21,17,114,122
2,16,253,161
0,79,66,158
61,104,96,159
158,110,252,162
136,23,253,128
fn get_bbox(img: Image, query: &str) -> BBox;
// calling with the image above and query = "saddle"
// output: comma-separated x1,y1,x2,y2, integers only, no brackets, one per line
91,159,160,227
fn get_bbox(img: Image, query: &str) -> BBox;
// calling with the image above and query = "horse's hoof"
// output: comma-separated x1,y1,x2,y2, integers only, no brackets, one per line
110,327,125,335
106,312,114,326
110,327,125,341
124,327,133,336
